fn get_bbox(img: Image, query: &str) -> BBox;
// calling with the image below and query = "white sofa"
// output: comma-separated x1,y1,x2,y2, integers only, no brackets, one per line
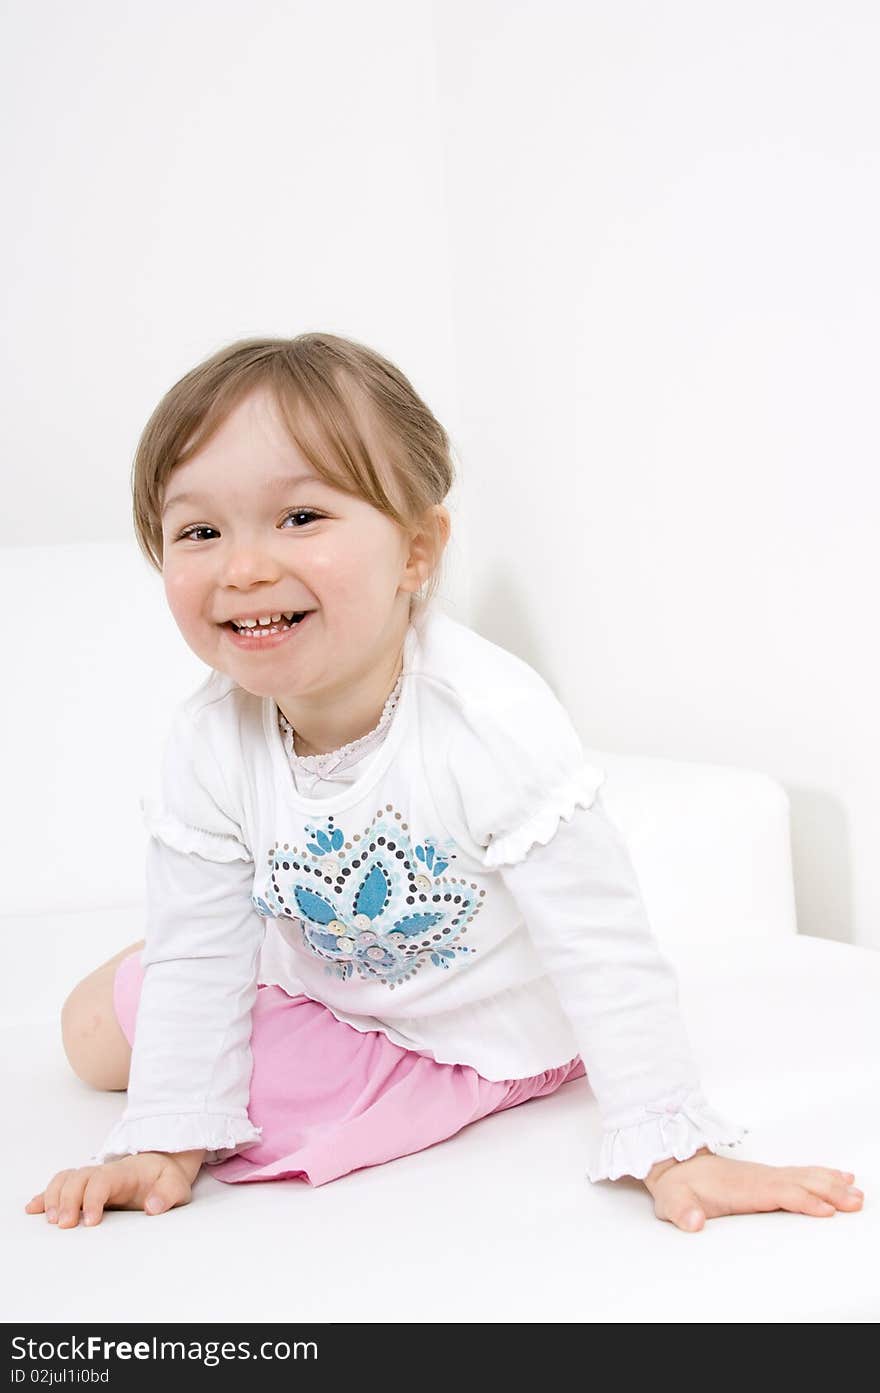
1,540,875,1323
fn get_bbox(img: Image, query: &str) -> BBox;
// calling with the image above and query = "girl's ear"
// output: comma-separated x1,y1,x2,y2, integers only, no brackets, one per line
402,505,450,594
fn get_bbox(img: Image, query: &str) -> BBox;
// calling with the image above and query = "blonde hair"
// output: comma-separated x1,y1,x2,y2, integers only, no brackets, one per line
132,333,454,617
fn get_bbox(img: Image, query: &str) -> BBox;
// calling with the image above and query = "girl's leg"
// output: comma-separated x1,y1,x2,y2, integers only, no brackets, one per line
60,939,145,1091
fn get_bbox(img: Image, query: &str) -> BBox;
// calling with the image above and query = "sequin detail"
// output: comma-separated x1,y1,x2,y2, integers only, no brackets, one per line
252,810,483,989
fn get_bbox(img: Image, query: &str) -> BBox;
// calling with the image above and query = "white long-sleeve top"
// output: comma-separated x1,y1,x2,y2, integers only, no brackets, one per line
91,599,749,1181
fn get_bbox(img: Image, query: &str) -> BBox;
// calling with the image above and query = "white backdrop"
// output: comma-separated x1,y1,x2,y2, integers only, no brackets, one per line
2,0,877,948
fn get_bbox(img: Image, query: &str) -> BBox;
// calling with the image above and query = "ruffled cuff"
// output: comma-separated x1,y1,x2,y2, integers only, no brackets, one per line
88,1111,264,1168
482,766,607,870
586,1086,751,1183
140,796,252,864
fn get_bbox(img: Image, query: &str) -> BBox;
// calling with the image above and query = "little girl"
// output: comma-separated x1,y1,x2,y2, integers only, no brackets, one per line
27,333,863,1232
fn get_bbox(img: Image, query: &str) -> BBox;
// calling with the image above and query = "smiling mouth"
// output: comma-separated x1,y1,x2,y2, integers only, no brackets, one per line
225,612,310,635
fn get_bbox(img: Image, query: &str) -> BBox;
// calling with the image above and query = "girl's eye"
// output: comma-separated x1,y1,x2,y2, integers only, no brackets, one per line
175,525,217,542
175,509,323,542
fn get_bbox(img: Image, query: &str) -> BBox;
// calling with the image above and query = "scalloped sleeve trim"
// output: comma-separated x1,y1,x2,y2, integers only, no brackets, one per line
88,1111,264,1167
482,765,607,870
140,796,252,864
585,1087,751,1183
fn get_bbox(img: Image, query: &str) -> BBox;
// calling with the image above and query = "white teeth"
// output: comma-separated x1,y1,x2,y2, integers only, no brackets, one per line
231,610,307,633
236,613,283,628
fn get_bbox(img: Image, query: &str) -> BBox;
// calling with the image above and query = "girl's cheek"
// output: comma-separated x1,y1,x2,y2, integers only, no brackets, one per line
164,567,193,610
304,544,348,585
163,586,200,635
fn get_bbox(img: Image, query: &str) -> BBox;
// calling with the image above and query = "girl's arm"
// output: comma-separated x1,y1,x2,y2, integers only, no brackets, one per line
436,682,860,1224
495,792,749,1183
89,836,266,1166
163,1148,207,1184
89,698,266,1168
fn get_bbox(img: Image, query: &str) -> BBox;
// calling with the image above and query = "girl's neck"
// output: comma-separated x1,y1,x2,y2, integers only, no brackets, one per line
282,652,404,759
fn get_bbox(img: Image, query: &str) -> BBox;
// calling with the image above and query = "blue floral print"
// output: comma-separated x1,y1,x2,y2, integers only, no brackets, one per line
252,808,482,988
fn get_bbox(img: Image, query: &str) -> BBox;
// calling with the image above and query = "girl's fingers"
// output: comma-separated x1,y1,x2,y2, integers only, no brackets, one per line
80,1172,116,1227
652,1182,707,1232
784,1182,862,1217
796,1190,837,1217
143,1162,191,1216
29,1160,176,1228
56,1172,95,1228
806,1177,864,1211
41,1172,76,1224
800,1166,857,1185
786,1167,864,1211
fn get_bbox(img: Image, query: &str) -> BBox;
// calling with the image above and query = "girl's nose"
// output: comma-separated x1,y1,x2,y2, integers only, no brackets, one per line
221,549,287,587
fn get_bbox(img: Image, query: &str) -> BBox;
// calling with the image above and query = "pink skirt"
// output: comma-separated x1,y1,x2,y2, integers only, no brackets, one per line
112,949,586,1187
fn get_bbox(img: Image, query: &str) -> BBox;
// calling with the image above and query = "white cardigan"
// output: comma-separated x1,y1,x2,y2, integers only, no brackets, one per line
91,600,748,1181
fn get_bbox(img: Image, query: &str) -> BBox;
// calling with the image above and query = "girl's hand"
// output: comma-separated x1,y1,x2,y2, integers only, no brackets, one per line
643,1148,865,1232
24,1150,203,1228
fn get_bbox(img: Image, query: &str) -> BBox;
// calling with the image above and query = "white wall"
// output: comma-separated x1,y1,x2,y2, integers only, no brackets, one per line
2,0,877,948
432,0,880,950
0,0,468,577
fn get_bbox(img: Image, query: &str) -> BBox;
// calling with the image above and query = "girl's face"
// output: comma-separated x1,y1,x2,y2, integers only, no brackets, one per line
159,385,423,709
